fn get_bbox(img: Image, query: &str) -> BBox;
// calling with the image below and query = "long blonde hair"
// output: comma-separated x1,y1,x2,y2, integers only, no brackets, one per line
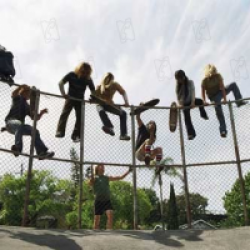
75,62,92,78
100,72,114,94
12,85,30,98
204,64,218,78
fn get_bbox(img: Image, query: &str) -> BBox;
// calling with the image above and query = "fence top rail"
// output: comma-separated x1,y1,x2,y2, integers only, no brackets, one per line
2,80,250,110
1,147,250,169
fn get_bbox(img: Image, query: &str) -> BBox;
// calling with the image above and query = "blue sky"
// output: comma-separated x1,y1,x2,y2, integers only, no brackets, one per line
1,0,250,213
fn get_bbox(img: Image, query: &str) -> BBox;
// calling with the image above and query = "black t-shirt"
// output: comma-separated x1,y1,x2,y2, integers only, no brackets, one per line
5,95,31,123
135,124,150,151
61,72,95,99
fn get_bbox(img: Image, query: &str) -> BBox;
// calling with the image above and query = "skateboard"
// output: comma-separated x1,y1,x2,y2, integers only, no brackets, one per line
169,101,178,132
130,99,160,115
90,94,122,116
30,86,39,119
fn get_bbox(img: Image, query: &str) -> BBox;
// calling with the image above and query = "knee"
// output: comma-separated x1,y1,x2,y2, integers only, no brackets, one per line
156,147,163,154
145,138,154,145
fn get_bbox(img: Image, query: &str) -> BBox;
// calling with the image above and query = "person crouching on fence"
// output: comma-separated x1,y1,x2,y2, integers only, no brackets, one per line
94,72,130,141
135,107,163,168
89,164,131,230
175,69,209,140
201,64,247,138
55,62,95,142
4,85,54,159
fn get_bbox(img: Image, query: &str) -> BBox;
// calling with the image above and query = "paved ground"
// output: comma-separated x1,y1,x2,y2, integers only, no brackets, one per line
0,226,250,250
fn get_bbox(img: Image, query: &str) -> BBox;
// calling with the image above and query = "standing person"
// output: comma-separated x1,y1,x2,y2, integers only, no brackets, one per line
5,85,54,159
89,164,131,230
135,107,163,167
94,72,130,140
201,64,247,137
56,62,95,142
175,70,209,140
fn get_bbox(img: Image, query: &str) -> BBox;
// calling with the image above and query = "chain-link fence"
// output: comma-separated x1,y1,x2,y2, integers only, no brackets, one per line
0,81,250,230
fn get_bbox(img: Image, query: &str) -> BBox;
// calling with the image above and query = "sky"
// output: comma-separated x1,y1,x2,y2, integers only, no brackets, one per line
1,0,250,214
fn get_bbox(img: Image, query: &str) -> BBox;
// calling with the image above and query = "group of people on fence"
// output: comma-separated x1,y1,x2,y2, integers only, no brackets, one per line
1,61,248,230
2,62,247,165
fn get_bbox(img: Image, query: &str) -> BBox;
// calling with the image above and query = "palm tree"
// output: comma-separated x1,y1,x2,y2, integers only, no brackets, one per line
149,157,184,230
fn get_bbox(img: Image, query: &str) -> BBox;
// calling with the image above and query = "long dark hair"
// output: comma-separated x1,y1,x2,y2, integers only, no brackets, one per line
146,121,157,138
175,69,189,93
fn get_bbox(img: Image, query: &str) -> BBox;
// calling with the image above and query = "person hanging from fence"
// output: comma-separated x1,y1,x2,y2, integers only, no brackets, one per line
135,107,163,168
94,72,130,141
3,85,55,159
201,64,247,138
175,69,209,140
55,62,95,142
89,164,131,230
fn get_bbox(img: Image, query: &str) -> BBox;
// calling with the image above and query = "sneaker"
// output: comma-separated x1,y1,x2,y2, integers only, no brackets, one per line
144,154,151,165
119,135,131,141
220,131,227,138
38,151,55,160
201,115,209,120
72,136,81,143
102,126,115,136
236,100,248,107
11,145,21,157
55,132,65,138
188,134,196,140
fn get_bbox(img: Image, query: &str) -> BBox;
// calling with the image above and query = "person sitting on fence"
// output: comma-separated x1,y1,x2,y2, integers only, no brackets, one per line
55,62,95,142
4,85,54,159
135,107,163,167
94,72,130,141
89,164,131,230
175,69,209,140
201,64,247,138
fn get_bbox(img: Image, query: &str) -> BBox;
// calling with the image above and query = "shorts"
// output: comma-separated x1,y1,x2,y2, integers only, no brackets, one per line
135,149,145,161
94,200,113,215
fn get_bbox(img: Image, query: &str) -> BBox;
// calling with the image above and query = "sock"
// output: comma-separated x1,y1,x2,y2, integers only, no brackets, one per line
145,145,151,156
156,154,162,165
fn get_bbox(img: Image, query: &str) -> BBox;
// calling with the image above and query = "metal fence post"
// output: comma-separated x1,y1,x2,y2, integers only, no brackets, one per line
131,106,138,230
22,89,40,227
78,100,86,229
178,109,192,229
158,174,165,230
228,101,249,226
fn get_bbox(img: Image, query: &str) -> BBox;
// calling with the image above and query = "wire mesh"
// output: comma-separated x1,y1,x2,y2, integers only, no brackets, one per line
0,81,250,230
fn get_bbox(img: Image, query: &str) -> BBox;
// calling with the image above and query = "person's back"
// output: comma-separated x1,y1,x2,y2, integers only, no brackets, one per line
65,71,94,99
202,73,223,99
5,95,30,123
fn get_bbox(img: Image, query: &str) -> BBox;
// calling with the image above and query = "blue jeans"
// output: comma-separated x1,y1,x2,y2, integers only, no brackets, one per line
210,82,242,133
6,120,48,154
97,105,128,136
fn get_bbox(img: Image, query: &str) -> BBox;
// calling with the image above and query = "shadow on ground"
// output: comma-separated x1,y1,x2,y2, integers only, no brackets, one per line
0,227,205,249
